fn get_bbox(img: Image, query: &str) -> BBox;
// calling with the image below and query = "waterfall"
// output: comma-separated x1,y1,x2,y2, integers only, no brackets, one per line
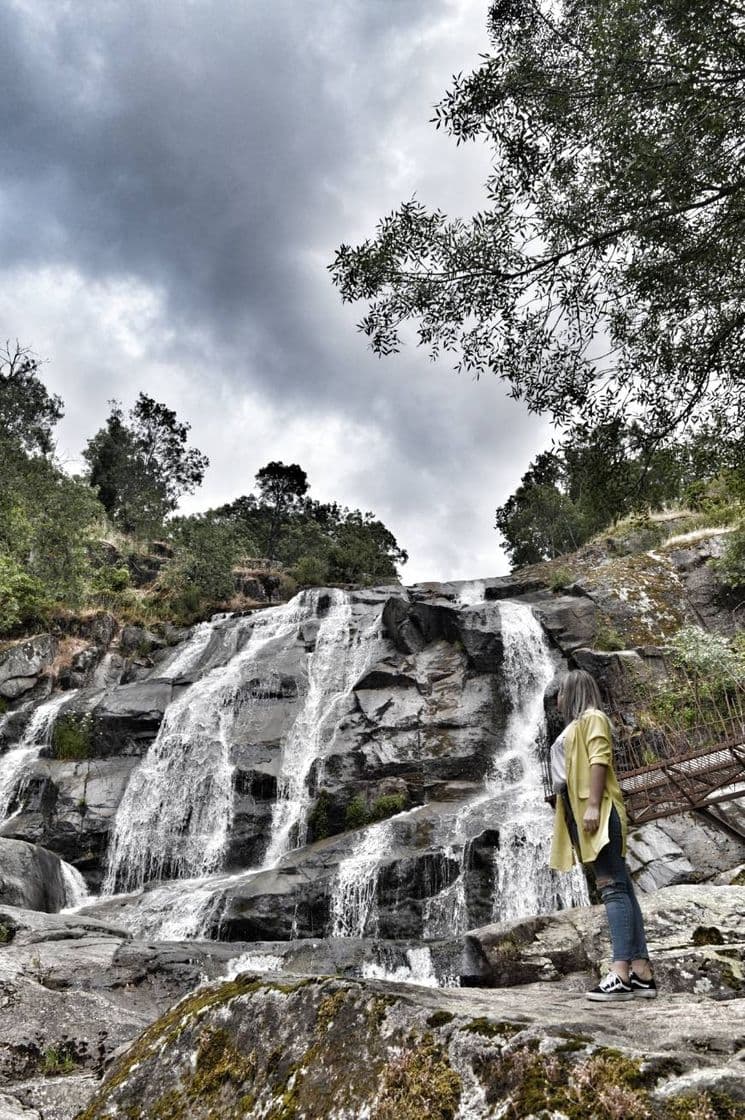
103,589,381,899
103,598,311,894
60,860,90,909
456,580,486,606
489,600,588,919
329,817,397,938
160,612,233,679
362,946,448,988
0,692,73,823
262,596,382,866
421,600,587,936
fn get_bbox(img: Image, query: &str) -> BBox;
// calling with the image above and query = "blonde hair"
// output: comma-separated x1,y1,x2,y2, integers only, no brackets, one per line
558,669,604,722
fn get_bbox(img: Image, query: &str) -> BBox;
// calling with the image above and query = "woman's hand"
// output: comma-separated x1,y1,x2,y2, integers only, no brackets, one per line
583,804,600,833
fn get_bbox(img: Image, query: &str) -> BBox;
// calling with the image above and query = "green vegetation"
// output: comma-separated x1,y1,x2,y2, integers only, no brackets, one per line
0,348,407,639
344,794,369,831
495,426,745,569
42,1046,78,1076
370,792,408,822
52,714,93,760
344,791,409,832
83,395,209,539
307,790,332,841
0,922,12,944
332,2,745,453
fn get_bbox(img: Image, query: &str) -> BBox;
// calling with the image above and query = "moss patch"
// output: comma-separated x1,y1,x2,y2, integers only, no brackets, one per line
461,1017,523,1040
693,926,726,946
78,975,312,1120
372,1033,461,1120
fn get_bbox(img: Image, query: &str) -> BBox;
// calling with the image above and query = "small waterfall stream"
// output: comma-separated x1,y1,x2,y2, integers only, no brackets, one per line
0,692,74,823
103,597,313,894
329,817,397,938
263,595,382,866
487,600,587,920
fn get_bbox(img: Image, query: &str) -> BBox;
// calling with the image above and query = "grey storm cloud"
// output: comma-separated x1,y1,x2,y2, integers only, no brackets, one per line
0,2,428,348
0,0,551,581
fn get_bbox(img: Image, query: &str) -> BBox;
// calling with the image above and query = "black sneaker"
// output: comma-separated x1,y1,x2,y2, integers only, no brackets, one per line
629,969,658,999
585,971,634,1002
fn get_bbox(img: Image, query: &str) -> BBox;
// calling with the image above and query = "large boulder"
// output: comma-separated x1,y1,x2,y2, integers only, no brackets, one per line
0,638,56,702
89,679,174,757
0,757,139,890
530,593,598,652
0,839,68,912
464,883,745,999
75,970,745,1120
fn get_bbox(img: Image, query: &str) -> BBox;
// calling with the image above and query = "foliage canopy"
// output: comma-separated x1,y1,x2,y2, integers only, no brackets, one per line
83,395,209,536
330,0,745,446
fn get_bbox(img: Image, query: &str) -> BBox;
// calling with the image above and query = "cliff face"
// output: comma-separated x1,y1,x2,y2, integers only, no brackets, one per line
1,531,744,1118
0,532,743,934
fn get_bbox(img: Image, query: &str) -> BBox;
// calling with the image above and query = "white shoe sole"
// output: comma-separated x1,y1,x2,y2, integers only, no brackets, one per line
585,991,634,1002
631,989,658,998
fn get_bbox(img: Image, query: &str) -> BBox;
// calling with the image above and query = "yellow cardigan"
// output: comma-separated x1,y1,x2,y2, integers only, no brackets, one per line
549,708,627,872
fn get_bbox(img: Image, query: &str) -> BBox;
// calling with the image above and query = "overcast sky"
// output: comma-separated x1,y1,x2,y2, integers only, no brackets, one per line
0,0,552,584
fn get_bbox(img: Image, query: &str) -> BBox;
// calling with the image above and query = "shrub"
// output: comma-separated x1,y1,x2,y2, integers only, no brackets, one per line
345,794,369,830
308,789,332,841
668,625,745,686
549,565,574,592
715,521,745,588
369,792,408,822
291,554,330,587
0,553,49,634
52,714,93,760
91,565,130,593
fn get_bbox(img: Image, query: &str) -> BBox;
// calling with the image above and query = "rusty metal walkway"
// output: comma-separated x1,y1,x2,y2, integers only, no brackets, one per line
540,715,745,827
616,732,745,825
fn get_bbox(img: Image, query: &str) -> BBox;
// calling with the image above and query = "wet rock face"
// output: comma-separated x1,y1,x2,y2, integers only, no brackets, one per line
0,839,68,912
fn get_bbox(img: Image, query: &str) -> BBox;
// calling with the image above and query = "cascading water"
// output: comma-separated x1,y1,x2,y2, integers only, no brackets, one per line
0,692,73,823
103,589,382,923
420,599,587,936
489,599,588,920
329,817,397,938
159,612,234,680
103,599,312,894
60,861,90,909
263,596,382,866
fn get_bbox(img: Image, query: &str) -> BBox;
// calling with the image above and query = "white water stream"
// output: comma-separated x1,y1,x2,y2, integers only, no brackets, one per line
263,596,382,866
103,590,383,925
0,692,74,823
488,600,588,919
331,599,587,945
103,597,312,894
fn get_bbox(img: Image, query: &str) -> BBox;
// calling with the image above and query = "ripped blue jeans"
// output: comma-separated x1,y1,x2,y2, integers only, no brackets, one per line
591,806,649,963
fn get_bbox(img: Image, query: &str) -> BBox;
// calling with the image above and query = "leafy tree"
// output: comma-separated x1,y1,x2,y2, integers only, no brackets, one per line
0,342,63,455
496,422,696,567
330,0,745,447
255,462,309,562
495,451,584,567
83,395,208,536
209,471,407,586
164,514,246,602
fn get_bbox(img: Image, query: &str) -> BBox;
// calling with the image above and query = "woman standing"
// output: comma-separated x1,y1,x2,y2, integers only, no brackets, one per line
549,669,657,1002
